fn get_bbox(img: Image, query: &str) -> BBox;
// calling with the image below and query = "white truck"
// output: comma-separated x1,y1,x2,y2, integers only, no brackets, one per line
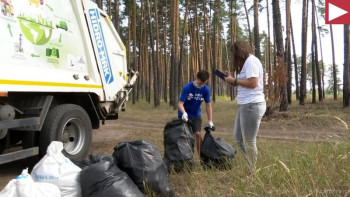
0,0,137,164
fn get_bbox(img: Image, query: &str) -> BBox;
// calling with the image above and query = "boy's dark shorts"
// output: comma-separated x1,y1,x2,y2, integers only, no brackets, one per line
179,116,202,133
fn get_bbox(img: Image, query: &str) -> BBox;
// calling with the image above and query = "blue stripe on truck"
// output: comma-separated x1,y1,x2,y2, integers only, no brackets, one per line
88,8,114,85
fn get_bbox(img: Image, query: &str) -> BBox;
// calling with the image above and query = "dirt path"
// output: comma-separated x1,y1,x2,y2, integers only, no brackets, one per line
0,116,348,190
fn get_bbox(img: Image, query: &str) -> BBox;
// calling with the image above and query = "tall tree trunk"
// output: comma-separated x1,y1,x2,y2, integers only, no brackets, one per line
163,0,168,102
300,0,309,105
127,19,131,99
272,0,287,111
330,25,337,100
212,0,220,103
229,0,237,101
311,41,316,103
114,0,119,32
316,7,325,98
132,0,137,104
107,0,111,16
312,0,322,102
343,25,350,107
242,0,253,47
285,0,292,104
253,0,261,60
190,19,198,78
155,0,161,106
203,0,212,89
291,18,299,100
287,42,292,103
140,0,148,101
137,0,144,101
179,0,189,92
170,0,180,109
145,25,151,103
96,0,102,9
273,38,278,98
311,15,316,104
169,0,175,106
148,50,152,103
186,35,190,82
174,0,180,109
266,0,272,101
203,0,208,72
195,0,203,72
146,0,160,107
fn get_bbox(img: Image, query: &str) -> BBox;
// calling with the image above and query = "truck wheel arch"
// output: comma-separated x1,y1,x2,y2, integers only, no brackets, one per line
49,93,101,130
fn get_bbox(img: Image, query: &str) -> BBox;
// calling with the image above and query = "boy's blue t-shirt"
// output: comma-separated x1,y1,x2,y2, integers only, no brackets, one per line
178,82,211,119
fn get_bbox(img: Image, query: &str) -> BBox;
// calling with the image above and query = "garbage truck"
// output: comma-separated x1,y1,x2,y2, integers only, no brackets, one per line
0,0,138,164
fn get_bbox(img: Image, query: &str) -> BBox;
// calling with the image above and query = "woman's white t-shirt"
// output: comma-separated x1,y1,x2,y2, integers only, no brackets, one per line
236,55,265,105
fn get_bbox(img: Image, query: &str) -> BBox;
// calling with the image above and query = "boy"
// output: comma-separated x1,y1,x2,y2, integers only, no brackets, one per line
178,70,214,157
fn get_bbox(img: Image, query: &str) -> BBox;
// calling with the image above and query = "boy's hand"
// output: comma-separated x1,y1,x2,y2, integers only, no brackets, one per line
208,121,214,129
182,112,188,122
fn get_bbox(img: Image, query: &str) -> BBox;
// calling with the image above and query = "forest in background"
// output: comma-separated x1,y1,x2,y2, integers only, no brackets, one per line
92,0,350,113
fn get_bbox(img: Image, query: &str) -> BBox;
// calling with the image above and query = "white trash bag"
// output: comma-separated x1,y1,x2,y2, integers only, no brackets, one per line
31,141,82,197
0,168,60,197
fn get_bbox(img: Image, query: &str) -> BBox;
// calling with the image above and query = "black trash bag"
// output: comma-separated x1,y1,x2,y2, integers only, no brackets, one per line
72,154,115,169
163,118,195,172
200,127,236,169
80,160,144,197
113,140,176,197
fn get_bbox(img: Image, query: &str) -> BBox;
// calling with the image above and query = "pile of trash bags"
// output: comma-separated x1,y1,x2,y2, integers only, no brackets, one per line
163,118,195,171
0,140,176,197
0,120,236,197
200,127,236,169
163,118,235,171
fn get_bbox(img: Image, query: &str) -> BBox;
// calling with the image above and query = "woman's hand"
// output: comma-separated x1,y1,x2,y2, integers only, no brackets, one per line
224,70,235,83
225,76,235,84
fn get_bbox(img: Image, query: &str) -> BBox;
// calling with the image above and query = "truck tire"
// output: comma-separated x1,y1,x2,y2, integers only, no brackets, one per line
40,104,92,160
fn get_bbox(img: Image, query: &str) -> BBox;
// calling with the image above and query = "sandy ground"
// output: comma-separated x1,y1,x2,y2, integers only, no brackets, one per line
0,116,348,190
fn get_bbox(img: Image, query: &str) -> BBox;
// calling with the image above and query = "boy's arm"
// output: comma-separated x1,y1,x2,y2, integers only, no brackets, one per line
178,86,189,122
178,101,188,122
178,101,186,114
204,87,214,128
206,103,212,122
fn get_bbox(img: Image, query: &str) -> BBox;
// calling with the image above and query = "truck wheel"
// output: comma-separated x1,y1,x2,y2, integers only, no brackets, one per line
40,104,92,160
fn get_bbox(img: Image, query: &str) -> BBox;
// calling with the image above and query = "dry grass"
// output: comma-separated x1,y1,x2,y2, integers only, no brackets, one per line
121,128,350,197
119,96,350,196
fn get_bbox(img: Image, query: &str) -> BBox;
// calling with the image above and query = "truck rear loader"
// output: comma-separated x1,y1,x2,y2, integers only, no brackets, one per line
0,0,137,164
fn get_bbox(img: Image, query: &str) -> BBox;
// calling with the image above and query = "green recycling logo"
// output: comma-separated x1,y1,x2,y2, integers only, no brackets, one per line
17,13,53,45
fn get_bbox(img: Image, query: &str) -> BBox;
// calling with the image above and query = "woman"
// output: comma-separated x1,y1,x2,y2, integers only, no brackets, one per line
224,41,266,172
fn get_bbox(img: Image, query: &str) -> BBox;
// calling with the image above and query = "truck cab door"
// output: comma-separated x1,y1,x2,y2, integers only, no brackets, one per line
82,0,128,102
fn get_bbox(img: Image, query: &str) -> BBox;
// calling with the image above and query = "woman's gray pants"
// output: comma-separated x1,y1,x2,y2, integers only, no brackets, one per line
234,101,266,172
